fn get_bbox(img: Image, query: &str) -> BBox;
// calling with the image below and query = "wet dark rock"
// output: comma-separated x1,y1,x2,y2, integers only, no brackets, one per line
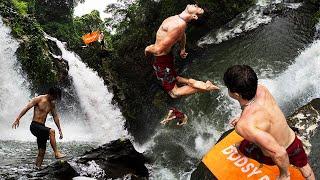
287,98,320,152
191,99,320,178
263,3,286,15
33,160,78,180
47,39,62,57
191,162,217,180
284,0,303,3
31,139,148,180
76,139,149,179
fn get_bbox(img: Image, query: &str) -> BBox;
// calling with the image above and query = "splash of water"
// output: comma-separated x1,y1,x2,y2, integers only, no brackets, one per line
45,35,128,143
261,40,320,114
198,0,302,46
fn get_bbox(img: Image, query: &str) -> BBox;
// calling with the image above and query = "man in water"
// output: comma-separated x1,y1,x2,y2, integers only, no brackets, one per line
12,87,65,168
145,4,219,98
160,107,188,126
224,65,315,180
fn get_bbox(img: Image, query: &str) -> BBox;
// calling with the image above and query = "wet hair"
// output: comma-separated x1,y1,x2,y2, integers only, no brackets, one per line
223,65,258,100
48,87,62,100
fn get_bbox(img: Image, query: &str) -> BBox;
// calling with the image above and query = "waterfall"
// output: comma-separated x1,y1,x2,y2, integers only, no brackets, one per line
0,19,96,142
0,18,127,142
261,40,320,114
0,18,35,141
45,35,128,143
198,0,302,46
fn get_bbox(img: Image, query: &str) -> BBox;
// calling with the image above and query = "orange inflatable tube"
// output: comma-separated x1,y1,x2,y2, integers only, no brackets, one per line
202,130,304,179
82,31,100,45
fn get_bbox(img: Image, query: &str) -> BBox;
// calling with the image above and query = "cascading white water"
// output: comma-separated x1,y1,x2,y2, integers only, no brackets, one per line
0,19,34,141
45,35,128,143
0,18,96,142
197,0,302,46
261,40,320,113
217,40,320,124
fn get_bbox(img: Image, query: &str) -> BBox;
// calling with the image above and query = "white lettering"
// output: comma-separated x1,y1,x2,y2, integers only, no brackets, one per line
235,157,248,167
221,144,269,178
259,175,270,180
227,152,242,161
222,145,235,155
241,162,254,173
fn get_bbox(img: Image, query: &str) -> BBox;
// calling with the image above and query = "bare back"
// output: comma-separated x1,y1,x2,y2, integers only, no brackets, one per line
32,95,55,124
155,16,186,55
236,85,296,152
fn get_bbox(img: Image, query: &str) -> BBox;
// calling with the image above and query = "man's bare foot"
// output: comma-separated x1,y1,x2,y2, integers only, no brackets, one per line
177,114,188,126
55,152,65,159
205,81,220,91
191,80,219,91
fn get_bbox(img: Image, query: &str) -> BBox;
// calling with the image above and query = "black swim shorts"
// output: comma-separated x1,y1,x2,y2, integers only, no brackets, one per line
30,121,50,150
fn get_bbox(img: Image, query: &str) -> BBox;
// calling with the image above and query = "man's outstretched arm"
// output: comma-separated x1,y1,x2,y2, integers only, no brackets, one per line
145,27,184,56
12,97,39,129
237,122,290,180
179,33,188,59
51,105,63,139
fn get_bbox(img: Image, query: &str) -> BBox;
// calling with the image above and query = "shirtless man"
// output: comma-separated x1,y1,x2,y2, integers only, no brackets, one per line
12,87,65,168
224,65,315,180
145,4,219,98
160,107,188,126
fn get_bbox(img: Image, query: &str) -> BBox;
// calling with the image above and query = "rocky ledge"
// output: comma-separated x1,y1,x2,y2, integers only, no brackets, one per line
191,98,320,179
32,139,149,180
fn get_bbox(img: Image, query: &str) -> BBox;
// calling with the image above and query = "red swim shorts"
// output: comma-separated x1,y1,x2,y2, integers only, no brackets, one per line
153,54,177,92
239,136,308,167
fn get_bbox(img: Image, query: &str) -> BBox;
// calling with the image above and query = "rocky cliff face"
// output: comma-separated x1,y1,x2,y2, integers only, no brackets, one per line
0,0,69,92
191,99,320,179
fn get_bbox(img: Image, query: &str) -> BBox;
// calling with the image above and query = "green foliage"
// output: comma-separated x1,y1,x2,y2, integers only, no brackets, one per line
12,23,24,36
0,0,59,90
313,10,320,23
43,21,78,46
34,0,73,24
11,0,28,15
73,10,103,33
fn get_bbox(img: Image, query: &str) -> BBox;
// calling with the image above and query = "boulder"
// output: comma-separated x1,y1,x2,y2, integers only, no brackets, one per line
33,139,149,180
287,98,320,153
75,139,149,179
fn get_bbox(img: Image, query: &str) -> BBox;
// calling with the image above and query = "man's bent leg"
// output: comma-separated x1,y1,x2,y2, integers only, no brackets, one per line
35,149,45,167
169,84,200,98
49,129,65,159
176,76,219,91
299,164,315,180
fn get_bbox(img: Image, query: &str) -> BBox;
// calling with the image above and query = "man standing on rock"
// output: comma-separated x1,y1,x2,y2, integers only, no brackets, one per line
145,4,219,98
12,87,65,168
224,65,315,180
